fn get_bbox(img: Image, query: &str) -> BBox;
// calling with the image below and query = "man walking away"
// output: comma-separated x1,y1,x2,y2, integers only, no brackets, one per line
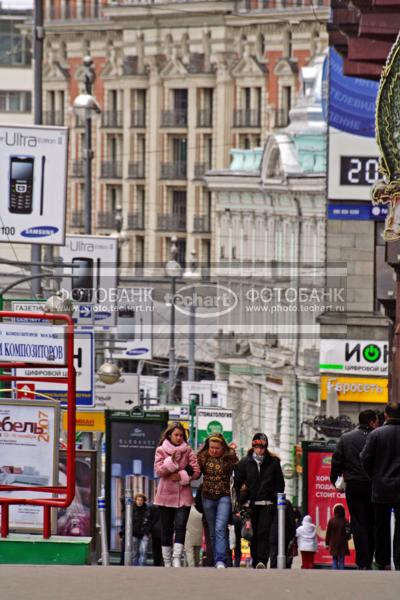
361,402,400,570
330,409,378,569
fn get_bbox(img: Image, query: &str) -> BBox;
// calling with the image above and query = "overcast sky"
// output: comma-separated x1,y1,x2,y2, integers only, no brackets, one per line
2,0,33,8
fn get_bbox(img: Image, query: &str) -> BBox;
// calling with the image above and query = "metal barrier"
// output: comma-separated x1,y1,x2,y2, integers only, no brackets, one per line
98,497,109,566
277,492,286,569
124,482,133,566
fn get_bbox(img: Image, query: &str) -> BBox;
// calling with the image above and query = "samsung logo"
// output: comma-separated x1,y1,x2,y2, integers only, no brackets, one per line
21,226,59,238
126,347,149,356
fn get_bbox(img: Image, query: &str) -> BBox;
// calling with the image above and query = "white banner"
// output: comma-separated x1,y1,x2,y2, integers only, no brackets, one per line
0,322,66,365
319,339,388,376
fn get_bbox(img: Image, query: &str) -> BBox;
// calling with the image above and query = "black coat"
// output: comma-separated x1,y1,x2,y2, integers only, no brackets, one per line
330,426,374,485
234,451,285,504
360,419,400,504
132,504,150,537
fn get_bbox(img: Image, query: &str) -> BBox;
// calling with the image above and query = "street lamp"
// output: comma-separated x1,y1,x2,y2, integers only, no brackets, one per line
97,359,122,385
165,237,183,403
72,55,101,235
43,290,74,316
183,250,201,382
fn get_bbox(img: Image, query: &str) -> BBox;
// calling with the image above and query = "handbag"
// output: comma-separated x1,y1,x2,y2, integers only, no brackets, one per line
240,510,253,542
335,476,346,492
287,538,298,558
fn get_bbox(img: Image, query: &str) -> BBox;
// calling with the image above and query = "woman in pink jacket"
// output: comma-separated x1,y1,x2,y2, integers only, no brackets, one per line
154,422,200,567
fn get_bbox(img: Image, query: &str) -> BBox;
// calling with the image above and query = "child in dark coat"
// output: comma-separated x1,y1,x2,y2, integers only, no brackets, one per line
325,503,351,570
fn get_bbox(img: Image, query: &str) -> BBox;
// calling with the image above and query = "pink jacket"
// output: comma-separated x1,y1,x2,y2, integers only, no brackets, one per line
154,439,200,508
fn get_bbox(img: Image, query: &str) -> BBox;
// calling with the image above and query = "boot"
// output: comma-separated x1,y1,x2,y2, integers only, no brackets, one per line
162,546,172,567
172,543,184,567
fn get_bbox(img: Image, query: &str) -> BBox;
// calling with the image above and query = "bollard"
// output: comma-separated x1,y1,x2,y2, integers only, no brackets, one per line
124,483,133,566
98,497,109,566
277,492,286,569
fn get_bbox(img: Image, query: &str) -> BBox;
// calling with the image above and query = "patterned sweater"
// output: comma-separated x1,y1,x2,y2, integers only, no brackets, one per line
198,450,238,500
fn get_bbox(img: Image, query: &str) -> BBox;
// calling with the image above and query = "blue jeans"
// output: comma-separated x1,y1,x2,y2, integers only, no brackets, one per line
202,496,232,565
132,535,149,566
332,555,345,570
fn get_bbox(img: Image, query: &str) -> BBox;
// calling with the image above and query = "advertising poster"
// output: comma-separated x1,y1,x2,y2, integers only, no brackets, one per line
196,407,233,446
303,443,355,567
105,411,168,552
57,450,97,544
0,124,68,245
0,399,59,531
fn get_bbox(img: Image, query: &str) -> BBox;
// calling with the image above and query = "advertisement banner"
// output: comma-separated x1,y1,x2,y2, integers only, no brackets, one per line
304,444,355,567
0,322,66,365
319,339,388,376
0,124,68,245
0,399,59,531
105,411,168,552
57,450,97,544
196,408,233,446
320,375,388,404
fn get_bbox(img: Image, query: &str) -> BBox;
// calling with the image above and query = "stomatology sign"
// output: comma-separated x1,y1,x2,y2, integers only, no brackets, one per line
0,124,68,244
196,407,233,445
319,339,388,376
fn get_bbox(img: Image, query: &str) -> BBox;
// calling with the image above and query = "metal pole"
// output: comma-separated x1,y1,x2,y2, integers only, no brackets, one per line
124,483,133,566
83,56,94,235
277,492,286,569
189,395,196,448
31,0,44,296
188,301,195,382
98,497,109,566
168,276,176,403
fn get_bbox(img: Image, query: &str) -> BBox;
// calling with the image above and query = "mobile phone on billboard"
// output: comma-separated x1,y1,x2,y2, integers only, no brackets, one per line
9,155,34,214
72,257,94,302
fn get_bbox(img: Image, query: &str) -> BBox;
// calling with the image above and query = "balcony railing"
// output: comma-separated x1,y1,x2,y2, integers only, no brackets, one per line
97,212,115,229
161,109,187,127
43,111,65,126
157,214,187,232
160,162,187,179
71,160,84,178
273,108,289,128
101,111,123,128
233,109,261,128
70,211,84,228
193,214,211,233
131,110,146,127
197,109,212,128
194,163,209,178
128,161,145,178
100,161,122,178
127,213,145,230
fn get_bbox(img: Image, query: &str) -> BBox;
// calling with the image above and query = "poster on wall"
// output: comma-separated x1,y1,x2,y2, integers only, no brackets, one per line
105,410,168,552
57,450,97,544
302,442,355,567
0,399,59,531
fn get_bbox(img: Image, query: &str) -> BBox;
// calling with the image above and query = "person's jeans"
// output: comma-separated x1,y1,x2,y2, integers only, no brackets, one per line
202,496,232,565
332,555,345,570
159,506,191,546
132,535,149,566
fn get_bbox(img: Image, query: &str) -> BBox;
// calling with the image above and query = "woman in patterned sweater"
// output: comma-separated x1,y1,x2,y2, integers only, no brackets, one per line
197,434,238,568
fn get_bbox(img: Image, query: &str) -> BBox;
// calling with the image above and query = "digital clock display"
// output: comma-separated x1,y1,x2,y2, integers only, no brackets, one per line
340,156,380,186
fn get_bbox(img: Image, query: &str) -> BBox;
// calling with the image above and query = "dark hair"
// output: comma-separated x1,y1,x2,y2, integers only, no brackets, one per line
159,422,188,446
333,503,345,518
359,409,377,426
384,403,400,420
197,433,232,463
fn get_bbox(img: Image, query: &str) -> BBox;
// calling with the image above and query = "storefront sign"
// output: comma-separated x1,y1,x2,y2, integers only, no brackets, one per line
196,407,233,446
320,339,388,376
321,376,388,403
0,322,66,365
62,410,105,433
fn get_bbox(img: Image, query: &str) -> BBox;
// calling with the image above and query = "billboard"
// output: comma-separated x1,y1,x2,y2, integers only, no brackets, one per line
303,442,355,567
0,124,68,244
326,48,380,203
319,339,388,376
105,410,168,552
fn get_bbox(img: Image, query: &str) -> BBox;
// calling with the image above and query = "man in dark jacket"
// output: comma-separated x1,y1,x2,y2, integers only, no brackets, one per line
330,409,378,569
234,433,285,569
361,402,400,570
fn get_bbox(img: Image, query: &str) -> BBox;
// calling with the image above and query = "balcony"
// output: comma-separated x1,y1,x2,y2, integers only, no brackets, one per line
160,162,187,179
100,161,122,178
97,212,115,229
127,213,145,230
131,110,146,127
233,109,261,128
194,163,209,178
128,161,145,178
70,211,84,228
193,214,211,233
101,111,123,128
43,111,64,126
161,110,187,127
197,109,212,128
71,160,84,178
157,214,187,232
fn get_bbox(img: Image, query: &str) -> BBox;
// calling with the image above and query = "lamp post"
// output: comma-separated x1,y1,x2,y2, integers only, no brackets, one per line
183,250,201,382
165,237,183,403
72,56,100,235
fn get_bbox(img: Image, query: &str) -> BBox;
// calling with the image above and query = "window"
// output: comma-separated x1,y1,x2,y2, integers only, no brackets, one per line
0,20,31,66
0,91,31,113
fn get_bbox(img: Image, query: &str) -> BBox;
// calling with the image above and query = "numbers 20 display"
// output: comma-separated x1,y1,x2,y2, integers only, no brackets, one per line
340,156,380,186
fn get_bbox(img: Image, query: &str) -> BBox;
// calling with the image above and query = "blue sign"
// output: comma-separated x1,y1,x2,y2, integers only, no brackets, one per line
79,305,92,319
328,203,388,221
21,226,59,238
